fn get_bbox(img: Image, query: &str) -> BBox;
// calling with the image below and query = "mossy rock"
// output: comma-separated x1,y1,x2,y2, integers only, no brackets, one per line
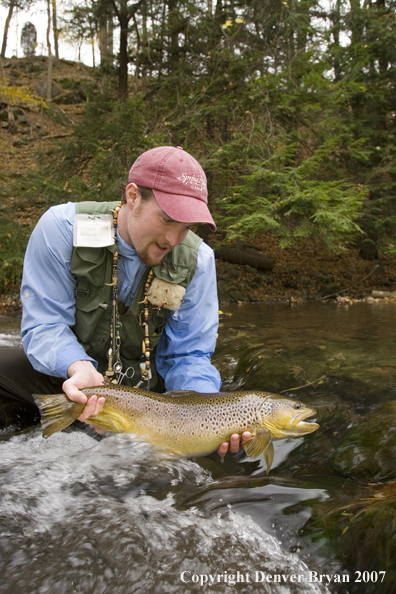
330,402,396,481
24,61,45,74
308,481,396,593
53,90,87,105
34,79,62,99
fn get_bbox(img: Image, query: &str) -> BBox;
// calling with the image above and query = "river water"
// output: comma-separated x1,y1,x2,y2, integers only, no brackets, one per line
1,302,396,594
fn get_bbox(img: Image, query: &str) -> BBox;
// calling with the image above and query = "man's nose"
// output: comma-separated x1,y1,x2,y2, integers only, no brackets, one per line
165,226,188,247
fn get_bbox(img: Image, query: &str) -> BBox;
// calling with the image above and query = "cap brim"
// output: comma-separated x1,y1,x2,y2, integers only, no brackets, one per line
153,189,217,232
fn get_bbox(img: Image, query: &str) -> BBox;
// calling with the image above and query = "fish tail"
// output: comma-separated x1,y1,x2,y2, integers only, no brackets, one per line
32,393,85,438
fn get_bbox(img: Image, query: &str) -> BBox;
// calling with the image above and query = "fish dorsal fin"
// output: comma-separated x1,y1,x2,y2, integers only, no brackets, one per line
164,390,199,398
244,428,274,472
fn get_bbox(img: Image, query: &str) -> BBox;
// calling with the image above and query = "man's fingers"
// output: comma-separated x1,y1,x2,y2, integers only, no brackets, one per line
93,396,105,415
241,431,252,448
78,395,96,421
228,433,242,453
217,441,229,456
217,432,253,457
78,395,105,422
62,379,88,404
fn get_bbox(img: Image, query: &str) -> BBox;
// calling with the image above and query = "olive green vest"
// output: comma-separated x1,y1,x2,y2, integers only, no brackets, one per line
71,201,202,392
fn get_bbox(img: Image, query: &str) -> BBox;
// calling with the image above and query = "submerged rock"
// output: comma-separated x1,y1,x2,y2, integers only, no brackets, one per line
308,481,396,594
330,402,396,482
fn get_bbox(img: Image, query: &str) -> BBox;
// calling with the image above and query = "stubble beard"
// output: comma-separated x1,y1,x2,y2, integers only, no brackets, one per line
136,242,170,268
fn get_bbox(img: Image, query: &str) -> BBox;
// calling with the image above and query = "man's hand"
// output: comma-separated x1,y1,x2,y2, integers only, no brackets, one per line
63,360,105,422
216,431,252,457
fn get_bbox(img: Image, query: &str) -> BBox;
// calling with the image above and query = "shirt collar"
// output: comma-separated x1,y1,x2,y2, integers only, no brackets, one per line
116,228,138,258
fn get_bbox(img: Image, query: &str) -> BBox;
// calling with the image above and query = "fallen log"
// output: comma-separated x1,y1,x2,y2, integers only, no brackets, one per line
371,290,396,299
214,246,275,272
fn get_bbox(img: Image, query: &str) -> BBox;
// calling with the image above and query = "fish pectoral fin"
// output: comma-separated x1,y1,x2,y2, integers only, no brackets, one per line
244,428,273,464
85,408,135,433
263,441,274,475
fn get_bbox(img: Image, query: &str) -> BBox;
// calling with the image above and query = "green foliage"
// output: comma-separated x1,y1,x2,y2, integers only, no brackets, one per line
328,0,396,252
40,95,165,204
218,147,365,252
121,2,373,251
0,216,30,294
0,93,166,294
8,0,396,270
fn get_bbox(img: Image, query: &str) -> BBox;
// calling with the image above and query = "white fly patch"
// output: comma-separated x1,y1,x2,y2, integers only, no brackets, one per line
147,278,186,311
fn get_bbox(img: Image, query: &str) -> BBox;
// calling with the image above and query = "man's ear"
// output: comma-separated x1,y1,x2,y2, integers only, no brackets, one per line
125,183,140,208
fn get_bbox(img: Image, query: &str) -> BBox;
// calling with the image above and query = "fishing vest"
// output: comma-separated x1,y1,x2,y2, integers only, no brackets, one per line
70,201,202,392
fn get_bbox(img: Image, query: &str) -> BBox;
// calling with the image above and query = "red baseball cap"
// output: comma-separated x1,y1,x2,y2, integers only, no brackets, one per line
128,146,216,232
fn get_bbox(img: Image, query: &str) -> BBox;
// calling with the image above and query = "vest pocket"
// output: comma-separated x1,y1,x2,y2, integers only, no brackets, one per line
75,292,108,313
154,264,190,285
71,246,111,286
74,292,110,345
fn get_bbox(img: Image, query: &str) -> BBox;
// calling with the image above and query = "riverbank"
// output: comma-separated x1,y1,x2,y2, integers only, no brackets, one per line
2,232,396,316
215,233,396,304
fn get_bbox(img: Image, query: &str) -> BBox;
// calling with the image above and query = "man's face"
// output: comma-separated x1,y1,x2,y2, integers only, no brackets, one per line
120,184,193,267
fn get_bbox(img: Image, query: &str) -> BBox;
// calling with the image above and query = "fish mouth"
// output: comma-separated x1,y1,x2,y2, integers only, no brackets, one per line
289,407,319,434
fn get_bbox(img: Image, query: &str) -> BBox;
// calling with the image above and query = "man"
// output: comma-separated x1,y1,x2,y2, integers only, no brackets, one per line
0,146,250,455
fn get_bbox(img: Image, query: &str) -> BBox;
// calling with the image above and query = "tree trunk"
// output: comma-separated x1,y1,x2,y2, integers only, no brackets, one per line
99,15,108,65
1,2,14,59
132,11,141,79
118,0,129,101
108,0,145,99
51,0,59,64
141,0,147,83
349,0,364,46
46,0,53,101
107,17,114,56
330,0,342,80
91,25,96,67
167,0,180,69
376,0,388,74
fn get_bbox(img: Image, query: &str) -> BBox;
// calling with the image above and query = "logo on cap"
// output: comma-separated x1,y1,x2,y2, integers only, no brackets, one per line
177,173,207,192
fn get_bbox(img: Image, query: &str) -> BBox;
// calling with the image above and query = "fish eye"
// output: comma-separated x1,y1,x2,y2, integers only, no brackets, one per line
294,403,301,409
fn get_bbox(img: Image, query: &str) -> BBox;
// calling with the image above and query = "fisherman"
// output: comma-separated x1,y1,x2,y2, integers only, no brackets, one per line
0,146,251,455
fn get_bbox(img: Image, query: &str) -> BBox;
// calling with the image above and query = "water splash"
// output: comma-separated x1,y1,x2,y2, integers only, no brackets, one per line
0,430,330,594
0,331,21,347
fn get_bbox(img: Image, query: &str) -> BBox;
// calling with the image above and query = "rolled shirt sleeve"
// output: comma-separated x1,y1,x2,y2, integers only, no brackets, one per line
155,242,222,393
21,203,96,378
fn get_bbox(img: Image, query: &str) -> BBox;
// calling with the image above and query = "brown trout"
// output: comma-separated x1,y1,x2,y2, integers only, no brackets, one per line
33,385,319,473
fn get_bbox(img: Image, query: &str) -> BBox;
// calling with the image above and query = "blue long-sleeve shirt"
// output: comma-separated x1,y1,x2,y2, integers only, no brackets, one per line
21,202,221,393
